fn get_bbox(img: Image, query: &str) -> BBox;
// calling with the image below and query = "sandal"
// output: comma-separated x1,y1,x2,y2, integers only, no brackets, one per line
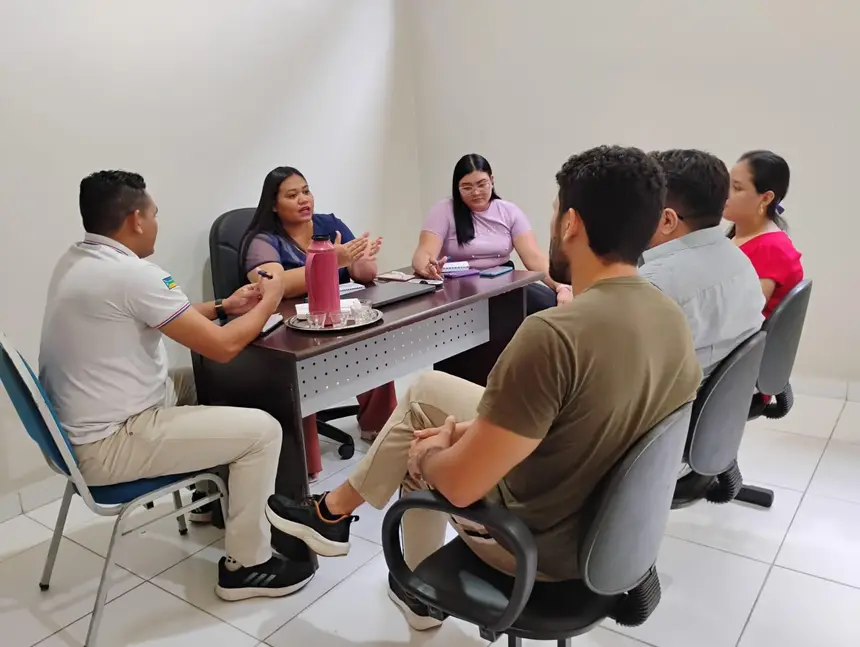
360,430,379,443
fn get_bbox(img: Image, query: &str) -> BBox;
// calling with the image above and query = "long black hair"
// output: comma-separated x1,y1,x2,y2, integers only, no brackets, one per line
238,166,305,270
451,154,500,246
728,150,790,238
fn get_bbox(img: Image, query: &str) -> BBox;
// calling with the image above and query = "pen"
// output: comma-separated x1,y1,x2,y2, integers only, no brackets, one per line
258,269,274,280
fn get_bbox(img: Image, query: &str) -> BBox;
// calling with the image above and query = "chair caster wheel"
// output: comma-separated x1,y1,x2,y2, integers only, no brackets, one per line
178,528,188,536
338,444,355,459
39,583,49,591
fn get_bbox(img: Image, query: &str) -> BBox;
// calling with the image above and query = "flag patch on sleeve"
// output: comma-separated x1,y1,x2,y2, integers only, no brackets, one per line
162,275,177,290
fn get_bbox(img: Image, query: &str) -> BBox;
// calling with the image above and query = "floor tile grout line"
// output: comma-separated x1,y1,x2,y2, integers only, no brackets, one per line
733,408,838,647
261,548,385,643
227,544,385,644
144,579,264,644
30,576,149,647
660,532,778,567
601,625,660,647
774,564,860,592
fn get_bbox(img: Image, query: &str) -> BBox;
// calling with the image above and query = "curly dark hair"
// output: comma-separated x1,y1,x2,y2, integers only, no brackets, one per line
79,170,149,235
555,146,666,265
650,149,729,231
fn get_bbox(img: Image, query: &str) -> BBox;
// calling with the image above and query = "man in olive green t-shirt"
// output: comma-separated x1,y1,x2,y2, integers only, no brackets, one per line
267,146,702,631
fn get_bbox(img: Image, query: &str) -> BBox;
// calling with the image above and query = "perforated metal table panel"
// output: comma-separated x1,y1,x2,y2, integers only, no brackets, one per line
297,302,490,415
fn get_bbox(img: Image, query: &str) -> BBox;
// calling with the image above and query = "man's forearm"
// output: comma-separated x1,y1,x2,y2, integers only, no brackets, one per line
194,302,218,320
213,301,273,361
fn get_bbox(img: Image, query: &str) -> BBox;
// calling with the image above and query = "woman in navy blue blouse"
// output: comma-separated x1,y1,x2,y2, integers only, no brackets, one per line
239,167,393,480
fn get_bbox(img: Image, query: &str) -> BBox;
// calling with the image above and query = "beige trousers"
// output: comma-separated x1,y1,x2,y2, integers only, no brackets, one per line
349,370,520,575
74,368,282,567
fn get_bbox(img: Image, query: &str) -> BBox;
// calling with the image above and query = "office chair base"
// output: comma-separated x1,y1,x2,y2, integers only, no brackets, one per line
735,484,775,509
317,420,356,460
611,566,661,627
505,636,571,647
705,460,743,504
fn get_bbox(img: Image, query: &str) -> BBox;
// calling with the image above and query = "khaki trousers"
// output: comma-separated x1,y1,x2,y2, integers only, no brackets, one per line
74,368,281,567
349,370,520,575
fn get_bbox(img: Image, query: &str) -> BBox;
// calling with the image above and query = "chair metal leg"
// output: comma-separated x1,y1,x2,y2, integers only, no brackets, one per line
173,490,188,536
557,639,572,647
507,635,522,647
40,481,74,591
85,510,125,647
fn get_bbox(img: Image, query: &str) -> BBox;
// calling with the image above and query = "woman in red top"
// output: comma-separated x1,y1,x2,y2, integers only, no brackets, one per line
724,150,803,318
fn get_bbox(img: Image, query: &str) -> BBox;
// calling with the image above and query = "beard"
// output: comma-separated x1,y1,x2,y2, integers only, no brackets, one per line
548,232,571,285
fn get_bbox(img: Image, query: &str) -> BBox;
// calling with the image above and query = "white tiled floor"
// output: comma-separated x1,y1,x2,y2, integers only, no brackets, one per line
2,393,859,646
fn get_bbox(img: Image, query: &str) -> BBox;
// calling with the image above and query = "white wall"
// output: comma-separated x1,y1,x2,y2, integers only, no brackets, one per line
406,0,860,381
0,0,420,496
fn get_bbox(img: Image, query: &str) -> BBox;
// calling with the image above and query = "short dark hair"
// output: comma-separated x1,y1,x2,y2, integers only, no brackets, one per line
79,170,149,235
556,146,666,265
650,149,729,231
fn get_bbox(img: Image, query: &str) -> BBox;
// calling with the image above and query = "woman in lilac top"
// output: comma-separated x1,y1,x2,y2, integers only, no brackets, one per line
411,154,571,314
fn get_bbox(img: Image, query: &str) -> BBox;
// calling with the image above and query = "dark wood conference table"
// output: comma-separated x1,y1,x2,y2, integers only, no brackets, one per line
191,269,542,558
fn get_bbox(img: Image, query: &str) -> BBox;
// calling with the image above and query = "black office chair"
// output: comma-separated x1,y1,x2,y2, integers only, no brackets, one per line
672,331,767,508
736,279,813,507
382,404,692,646
209,208,358,460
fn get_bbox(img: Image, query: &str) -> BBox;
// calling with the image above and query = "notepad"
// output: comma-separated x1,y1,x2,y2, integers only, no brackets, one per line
295,299,360,318
441,261,470,274
339,281,366,295
262,313,284,334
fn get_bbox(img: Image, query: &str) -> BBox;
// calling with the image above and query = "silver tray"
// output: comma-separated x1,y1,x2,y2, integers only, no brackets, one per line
285,309,383,333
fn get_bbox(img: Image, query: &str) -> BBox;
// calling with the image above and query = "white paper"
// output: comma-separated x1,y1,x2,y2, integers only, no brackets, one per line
294,299,361,318
262,313,284,333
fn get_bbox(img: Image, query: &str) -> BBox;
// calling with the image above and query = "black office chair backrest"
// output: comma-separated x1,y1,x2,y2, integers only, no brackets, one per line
578,403,692,596
758,279,812,395
210,208,256,300
687,331,767,476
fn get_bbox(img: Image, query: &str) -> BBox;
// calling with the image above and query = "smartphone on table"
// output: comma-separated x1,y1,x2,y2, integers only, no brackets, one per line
479,265,514,278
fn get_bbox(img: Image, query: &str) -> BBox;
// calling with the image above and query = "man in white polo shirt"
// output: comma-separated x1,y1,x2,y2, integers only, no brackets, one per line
39,170,313,601
640,150,764,376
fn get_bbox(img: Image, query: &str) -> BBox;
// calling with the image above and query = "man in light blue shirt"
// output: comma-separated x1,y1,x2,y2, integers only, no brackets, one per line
641,150,764,376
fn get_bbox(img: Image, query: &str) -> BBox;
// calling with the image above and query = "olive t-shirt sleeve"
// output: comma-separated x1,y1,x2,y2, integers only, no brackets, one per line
477,316,573,440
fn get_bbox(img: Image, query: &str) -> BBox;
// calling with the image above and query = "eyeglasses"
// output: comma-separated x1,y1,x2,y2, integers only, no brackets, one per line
458,180,491,194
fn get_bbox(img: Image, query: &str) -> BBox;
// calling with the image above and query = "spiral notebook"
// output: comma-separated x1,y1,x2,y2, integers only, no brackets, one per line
339,281,366,295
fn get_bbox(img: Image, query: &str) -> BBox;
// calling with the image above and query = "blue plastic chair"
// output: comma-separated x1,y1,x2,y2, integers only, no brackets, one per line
0,333,227,647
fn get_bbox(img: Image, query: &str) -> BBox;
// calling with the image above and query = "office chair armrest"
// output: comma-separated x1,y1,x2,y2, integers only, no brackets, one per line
381,490,538,633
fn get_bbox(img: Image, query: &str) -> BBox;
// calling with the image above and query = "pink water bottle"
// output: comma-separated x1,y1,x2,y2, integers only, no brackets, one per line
306,235,340,324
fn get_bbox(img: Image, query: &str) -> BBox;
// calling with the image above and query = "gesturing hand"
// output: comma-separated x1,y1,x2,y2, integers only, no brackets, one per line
365,236,383,261
223,283,262,316
334,231,369,268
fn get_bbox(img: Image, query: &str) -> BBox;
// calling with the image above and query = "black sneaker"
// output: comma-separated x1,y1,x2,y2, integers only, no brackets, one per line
189,490,213,524
387,573,443,630
265,493,358,557
215,554,314,601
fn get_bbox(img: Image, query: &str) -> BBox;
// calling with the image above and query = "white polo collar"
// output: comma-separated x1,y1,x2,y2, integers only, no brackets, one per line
80,233,138,258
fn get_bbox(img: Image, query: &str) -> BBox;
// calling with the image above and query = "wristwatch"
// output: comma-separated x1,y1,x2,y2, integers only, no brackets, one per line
215,298,228,323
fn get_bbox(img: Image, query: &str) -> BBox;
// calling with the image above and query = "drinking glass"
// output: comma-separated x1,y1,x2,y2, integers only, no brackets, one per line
307,312,326,330
351,299,373,324
330,311,348,329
